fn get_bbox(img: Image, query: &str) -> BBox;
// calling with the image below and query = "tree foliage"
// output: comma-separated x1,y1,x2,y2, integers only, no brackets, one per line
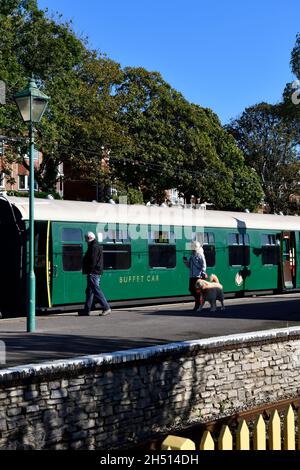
0,0,263,210
0,0,127,192
281,34,300,141
113,67,263,209
226,102,300,214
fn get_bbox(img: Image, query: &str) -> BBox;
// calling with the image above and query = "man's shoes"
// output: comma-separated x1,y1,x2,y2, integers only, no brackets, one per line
99,309,111,316
78,311,91,316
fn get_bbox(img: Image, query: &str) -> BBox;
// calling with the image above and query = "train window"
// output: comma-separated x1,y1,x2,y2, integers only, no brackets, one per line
62,228,83,242
62,245,83,271
149,245,176,268
102,244,131,270
103,227,129,243
262,234,276,245
118,226,130,242
194,232,215,245
261,234,279,265
193,232,215,267
205,233,215,245
228,233,249,245
35,233,46,268
203,245,216,267
228,233,250,266
203,232,215,267
149,230,175,244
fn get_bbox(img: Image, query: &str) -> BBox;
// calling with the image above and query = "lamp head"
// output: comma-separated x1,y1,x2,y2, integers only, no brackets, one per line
14,77,50,123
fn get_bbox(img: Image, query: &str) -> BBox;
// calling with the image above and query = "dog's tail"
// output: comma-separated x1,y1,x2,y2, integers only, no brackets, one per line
210,274,219,283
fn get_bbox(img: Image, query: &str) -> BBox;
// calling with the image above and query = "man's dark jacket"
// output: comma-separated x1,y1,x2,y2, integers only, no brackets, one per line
82,239,103,275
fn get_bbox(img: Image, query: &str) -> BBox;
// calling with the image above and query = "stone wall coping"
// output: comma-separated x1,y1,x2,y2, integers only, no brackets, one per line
1,326,300,383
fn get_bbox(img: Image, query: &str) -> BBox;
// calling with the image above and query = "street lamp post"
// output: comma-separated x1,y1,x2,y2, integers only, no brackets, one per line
14,78,49,332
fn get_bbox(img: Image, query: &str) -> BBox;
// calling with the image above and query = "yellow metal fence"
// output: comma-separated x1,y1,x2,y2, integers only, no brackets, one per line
161,405,299,450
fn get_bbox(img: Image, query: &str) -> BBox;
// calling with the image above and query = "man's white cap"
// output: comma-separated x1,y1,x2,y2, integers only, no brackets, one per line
85,231,95,241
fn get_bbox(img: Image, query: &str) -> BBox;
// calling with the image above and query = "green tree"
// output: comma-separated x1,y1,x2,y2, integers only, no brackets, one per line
0,0,127,193
226,102,300,214
114,67,262,210
0,1,263,210
178,105,263,211
281,33,300,140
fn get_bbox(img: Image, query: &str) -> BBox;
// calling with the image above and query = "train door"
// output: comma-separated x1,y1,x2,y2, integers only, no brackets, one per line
51,223,86,305
35,221,52,308
0,198,25,315
280,232,296,289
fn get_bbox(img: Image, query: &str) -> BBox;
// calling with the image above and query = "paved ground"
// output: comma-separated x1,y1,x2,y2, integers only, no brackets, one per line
1,292,300,368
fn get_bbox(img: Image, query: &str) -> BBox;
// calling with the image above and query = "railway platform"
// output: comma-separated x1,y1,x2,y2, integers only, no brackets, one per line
1,292,300,368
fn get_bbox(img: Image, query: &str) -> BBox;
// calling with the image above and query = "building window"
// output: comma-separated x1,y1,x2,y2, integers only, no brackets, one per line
261,234,279,265
58,162,64,176
0,173,4,188
228,233,250,266
18,175,28,190
62,245,83,271
18,175,38,191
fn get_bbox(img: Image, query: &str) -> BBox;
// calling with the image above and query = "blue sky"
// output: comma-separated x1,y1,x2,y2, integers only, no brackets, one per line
38,0,300,124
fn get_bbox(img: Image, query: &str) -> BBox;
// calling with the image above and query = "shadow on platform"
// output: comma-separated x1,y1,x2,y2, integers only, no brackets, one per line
145,299,300,321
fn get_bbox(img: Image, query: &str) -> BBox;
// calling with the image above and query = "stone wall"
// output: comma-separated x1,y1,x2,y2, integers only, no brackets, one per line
1,326,300,449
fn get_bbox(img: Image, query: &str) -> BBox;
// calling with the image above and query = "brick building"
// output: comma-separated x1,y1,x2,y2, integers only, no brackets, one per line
0,139,63,197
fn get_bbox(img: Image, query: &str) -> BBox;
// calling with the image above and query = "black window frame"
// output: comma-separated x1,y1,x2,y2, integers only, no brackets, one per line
261,234,279,266
148,229,175,245
148,244,176,269
228,232,250,266
103,224,130,244
62,244,83,272
193,231,216,267
61,227,83,243
148,228,176,269
203,232,215,267
102,244,131,270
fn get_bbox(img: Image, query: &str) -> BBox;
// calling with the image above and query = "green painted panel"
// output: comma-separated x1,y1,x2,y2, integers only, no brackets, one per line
48,220,300,306
296,232,300,288
51,222,87,305
35,221,49,307
207,227,280,292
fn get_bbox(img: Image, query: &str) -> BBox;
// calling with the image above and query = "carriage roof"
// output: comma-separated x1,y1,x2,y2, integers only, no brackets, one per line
5,196,300,231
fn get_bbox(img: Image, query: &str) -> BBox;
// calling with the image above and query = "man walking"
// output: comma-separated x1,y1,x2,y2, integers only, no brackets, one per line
79,232,111,316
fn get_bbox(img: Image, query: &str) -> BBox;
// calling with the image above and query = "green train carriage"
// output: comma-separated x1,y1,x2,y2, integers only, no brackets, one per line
0,196,299,316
